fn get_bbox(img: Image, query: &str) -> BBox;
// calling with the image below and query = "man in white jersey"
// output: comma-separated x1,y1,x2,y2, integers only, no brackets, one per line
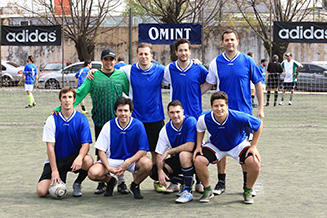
87,97,152,199
279,53,303,105
200,29,264,196
37,87,93,198
193,91,262,204
150,100,197,203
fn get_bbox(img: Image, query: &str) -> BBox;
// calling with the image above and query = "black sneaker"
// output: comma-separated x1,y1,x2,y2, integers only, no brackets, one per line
94,182,106,194
130,182,143,199
104,177,117,197
213,181,225,195
117,181,129,194
25,105,32,108
265,103,269,107
32,102,36,107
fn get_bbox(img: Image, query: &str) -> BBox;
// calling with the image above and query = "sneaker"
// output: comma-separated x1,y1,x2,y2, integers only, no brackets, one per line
252,189,257,197
243,188,254,204
94,182,106,194
164,183,180,194
288,101,292,105
195,183,204,193
175,190,193,203
252,103,258,108
199,187,214,203
25,105,32,108
72,182,82,197
176,185,185,197
213,182,225,195
32,102,36,107
274,102,277,107
104,178,117,197
82,110,88,114
130,182,143,199
279,101,284,105
117,181,129,194
265,103,269,107
153,181,166,193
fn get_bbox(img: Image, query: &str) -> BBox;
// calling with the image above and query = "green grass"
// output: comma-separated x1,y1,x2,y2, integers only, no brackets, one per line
0,89,326,218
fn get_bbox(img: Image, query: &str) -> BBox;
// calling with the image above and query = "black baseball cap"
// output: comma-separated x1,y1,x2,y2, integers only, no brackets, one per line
101,48,116,59
285,52,292,57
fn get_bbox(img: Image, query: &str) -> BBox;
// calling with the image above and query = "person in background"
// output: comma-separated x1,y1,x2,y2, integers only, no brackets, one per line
114,56,127,69
266,55,283,107
74,61,92,114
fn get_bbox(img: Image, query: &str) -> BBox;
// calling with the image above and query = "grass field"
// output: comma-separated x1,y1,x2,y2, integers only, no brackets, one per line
0,88,326,218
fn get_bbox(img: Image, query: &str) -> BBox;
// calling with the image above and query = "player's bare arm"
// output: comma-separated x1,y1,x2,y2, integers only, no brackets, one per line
246,122,263,162
71,142,90,172
46,142,61,185
254,81,265,120
156,153,170,187
98,150,119,175
201,82,214,95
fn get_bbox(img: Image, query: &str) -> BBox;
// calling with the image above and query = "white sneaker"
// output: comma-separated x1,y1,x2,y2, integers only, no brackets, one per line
279,101,284,105
288,101,292,105
252,189,256,197
175,190,193,203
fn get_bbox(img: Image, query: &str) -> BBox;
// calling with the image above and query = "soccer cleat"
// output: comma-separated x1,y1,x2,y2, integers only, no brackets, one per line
195,182,204,193
199,187,214,203
130,182,144,199
279,101,284,105
175,189,193,204
252,103,258,108
265,103,269,107
213,182,225,195
176,184,185,197
94,182,106,194
72,182,82,197
117,181,129,194
252,189,257,197
104,177,117,197
288,101,292,105
82,110,88,114
32,102,36,107
243,187,254,204
25,105,32,108
164,183,180,194
153,181,166,193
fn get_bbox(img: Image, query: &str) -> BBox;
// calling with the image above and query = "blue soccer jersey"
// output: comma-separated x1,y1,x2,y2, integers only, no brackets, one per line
42,110,92,162
206,52,263,115
23,63,38,85
114,62,127,69
95,117,149,160
75,67,90,87
155,115,197,154
121,63,165,123
258,65,266,85
163,60,208,119
197,109,261,151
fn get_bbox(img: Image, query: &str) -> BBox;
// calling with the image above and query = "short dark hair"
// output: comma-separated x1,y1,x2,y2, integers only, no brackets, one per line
59,87,76,100
221,29,239,41
261,59,267,63
247,52,254,58
210,91,228,106
27,55,35,63
114,97,134,112
137,43,153,54
117,56,125,62
167,100,183,111
84,60,91,67
174,38,190,51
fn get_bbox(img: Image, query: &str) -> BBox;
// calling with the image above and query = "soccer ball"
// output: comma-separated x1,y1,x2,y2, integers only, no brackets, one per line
49,181,67,199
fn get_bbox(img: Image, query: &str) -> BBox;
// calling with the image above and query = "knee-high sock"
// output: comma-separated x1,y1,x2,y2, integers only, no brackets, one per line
182,166,194,192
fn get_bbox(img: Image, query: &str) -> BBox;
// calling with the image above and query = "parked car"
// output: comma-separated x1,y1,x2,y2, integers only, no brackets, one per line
295,63,327,92
39,62,72,77
310,61,327,69
1,61,24,87
38,61,102,89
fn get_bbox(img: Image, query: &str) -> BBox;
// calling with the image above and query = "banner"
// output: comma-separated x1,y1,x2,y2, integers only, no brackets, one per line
138,23,202,45
1,25,61,46
274,21,327,43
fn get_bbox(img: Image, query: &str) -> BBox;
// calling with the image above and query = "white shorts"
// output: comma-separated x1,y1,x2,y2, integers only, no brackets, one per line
250,81,255,90
25,84,34,92
203,140,250,164
97,158,137,177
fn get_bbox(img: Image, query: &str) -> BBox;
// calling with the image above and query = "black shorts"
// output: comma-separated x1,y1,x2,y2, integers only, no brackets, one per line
266,74,280,88
282,82,296,91
200,147,252,165
151,156,182,180
143,120,165,151
38,154,80,183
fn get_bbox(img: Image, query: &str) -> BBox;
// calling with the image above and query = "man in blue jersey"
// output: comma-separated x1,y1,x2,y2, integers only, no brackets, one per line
258,59,268,92
75,61,92,114
201,29,264,196
150,100,197,203
193,91,262,204
37,87,93,198
18,55,38,108
88,97,152,199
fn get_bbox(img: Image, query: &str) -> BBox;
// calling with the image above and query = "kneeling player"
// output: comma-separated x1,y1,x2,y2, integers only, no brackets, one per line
150,100,197,203
193,91,262,204
88,97,152,199
37,87,94,198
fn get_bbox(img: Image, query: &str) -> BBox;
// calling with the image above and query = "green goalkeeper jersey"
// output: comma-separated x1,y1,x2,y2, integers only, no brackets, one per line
55,69,129,127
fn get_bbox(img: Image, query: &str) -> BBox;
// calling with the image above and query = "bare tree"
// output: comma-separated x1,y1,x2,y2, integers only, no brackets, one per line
127,0,225,61
234,0,314,59
16,0,120,61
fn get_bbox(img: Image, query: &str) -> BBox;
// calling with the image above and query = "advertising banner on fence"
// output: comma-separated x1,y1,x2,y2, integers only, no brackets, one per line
274,21,327,43
139,23,202,45
1,25,61,46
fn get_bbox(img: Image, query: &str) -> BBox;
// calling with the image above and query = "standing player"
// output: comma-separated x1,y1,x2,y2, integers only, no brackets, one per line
162,38,208,193
150,100,197,203
74,61,92,114
201,29,264,196
258,59,268,92
266,55,283,106
280,53,303,105
193,91,262,204
55,48,130,195
18,55,38,108
37,87,93,198
87,97,152,199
